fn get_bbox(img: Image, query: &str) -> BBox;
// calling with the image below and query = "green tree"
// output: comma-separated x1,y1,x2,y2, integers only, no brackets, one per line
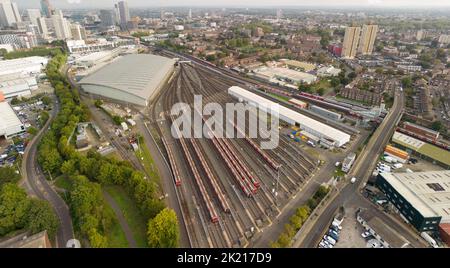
88,228,108,248
0,167,21,188
431,121,443,132
401,77,413,88
317,88,326,96
27,199,59,239
147,208,179,248
27,127,38,136
41,96,52,106
0,184,31,236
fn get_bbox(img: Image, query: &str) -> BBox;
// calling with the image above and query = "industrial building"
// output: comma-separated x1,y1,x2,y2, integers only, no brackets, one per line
392,131,450,169
253,67,317,85
0,73,38,99
228,86,351,147
0,100,24,138
310,105,343,121
73,48,122,69
0,56,48,76
376,171,450,232
79,54,176,106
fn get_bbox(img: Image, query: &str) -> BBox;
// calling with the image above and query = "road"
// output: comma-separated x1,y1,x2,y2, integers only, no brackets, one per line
20,96,74,248
297,87,428,248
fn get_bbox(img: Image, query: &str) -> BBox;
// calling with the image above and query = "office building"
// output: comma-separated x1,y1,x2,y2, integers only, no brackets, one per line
358,24,378,55
36,16,49,38
0,0,21,28
26,9,42,26
52,10,72,40
342,26,361,59
188,8,192,19
100,9,115,29
376,171,450,232
40,0,54,18
118,1,130,31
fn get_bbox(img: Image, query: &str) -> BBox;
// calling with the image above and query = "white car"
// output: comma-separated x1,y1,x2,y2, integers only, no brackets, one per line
351,177,357,184
325,235,337,245
361,231,372,238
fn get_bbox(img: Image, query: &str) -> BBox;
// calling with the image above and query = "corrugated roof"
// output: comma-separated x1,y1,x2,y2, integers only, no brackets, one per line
0,101,23,136
392,131,450,167
79,54,175,100
380,171,450,221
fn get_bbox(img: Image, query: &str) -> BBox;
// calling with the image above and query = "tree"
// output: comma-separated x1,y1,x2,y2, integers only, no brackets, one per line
88,228,108,248
27,127,38,136
42,96,52,106
431,121,443,132
147,208,179,248
317,88,325,96
401,77,413,88
0,184,31,236
296,206,311,222
27,199,59,239
347,72,357,79
0,167,21,188
205,54,216,62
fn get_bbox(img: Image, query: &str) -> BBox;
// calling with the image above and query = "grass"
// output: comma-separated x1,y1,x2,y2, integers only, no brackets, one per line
104,185,148,248
311,79,333,96
268,93,291,102
103,200,129,248
135,137,161,187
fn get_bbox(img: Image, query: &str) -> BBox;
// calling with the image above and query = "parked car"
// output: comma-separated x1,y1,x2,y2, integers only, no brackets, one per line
361,231,372,238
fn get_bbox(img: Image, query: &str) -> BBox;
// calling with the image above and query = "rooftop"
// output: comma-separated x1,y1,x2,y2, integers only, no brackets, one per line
392,131,450,167
255,67,317,84
379,171,450,222
0,101,23,136
228,86,350,146
78,54,175,101
0,231,52,248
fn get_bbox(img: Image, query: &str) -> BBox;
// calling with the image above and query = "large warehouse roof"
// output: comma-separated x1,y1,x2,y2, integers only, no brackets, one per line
379,171,450,222
228,86,351,146
0,101,24,138
392,131,450,167
78,54,175,105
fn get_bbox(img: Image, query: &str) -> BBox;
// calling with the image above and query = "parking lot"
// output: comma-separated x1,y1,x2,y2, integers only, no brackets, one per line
334,207,367,248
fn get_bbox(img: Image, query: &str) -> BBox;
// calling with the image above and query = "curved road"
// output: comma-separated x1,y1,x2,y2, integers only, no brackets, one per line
20,97,74,248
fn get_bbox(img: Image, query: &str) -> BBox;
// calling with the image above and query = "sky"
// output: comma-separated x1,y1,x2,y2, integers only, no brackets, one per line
14,0,450,9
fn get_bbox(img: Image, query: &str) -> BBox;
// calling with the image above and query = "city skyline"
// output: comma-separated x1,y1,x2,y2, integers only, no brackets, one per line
12,0,450,9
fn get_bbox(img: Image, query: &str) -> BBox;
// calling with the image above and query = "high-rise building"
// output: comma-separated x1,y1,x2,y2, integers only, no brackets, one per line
416,30,427,41
52,10,71,40
100,9,115,29
36,16,49,39
276,9,283,20
26,9,42,26
358,24,378,55
117,1,130,30
0,0,22,28
160,9,165,20
342,26,361,59
70,23,86,40
40,0,54,18
114,4,120,25
188,8,192,19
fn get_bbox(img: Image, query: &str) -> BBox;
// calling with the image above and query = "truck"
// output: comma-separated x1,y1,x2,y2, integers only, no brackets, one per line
127,119,136,127
383,156,398,164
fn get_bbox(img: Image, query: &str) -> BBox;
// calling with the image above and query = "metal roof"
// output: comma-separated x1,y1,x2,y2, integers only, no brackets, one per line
0,101,23,136
78,54,175,101
228,86,351,146
380,171,450,222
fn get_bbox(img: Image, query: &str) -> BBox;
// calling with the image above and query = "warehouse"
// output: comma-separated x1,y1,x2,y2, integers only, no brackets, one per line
392,131,450,169
376,171,450,232
310,105,343,121
0,101,25,138
0,73,38,99
0,57,48,76
228,86,351,147
253,67,317,85
78,54,176,106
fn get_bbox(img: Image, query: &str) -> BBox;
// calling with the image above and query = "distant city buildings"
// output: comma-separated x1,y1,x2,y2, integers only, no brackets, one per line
0,0,21,28
342,24,378,59
358,24,378,55
342,26,361,59
40,0,54,18
52,10,72,40
118,1,130,31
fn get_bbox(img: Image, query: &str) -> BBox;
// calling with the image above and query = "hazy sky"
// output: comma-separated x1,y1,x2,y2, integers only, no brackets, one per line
14,0,450,9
